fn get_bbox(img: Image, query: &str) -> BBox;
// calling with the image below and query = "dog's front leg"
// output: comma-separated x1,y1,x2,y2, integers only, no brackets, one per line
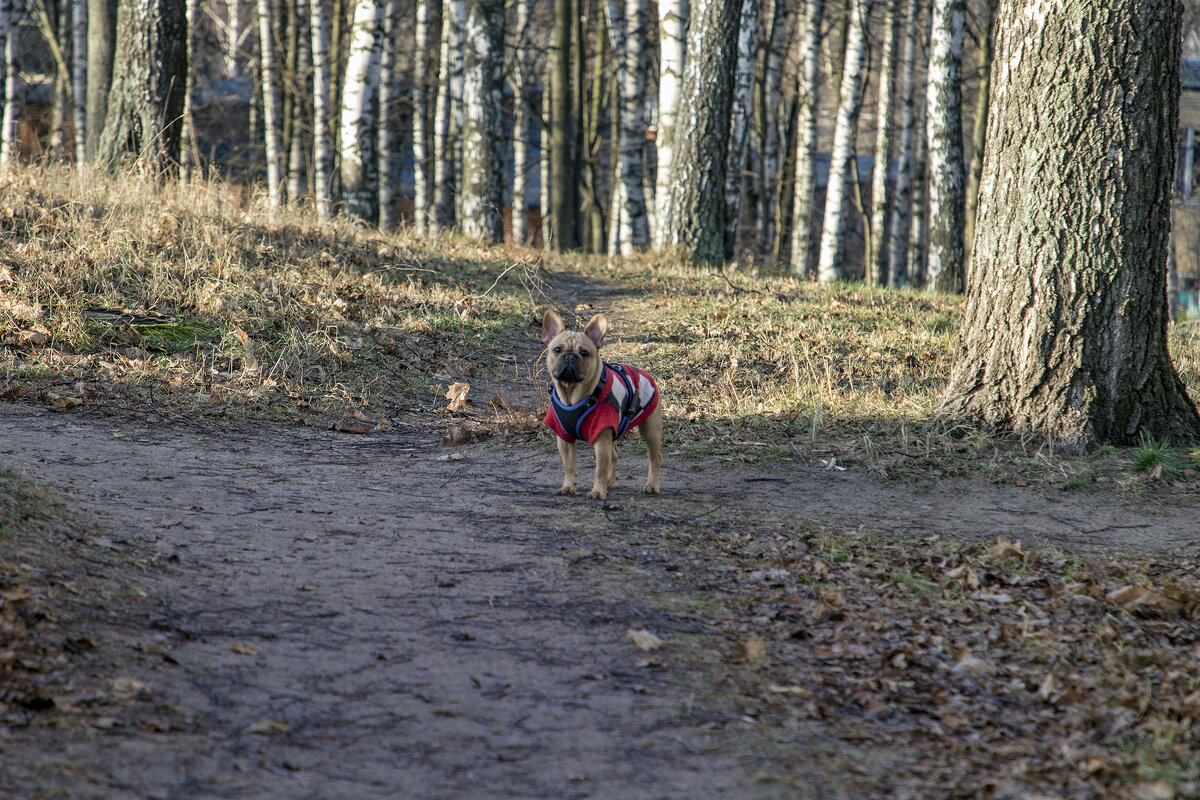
557,437,578,495
589,430,615,500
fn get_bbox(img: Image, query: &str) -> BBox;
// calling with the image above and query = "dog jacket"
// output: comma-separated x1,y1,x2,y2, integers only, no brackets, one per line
545,363,659,444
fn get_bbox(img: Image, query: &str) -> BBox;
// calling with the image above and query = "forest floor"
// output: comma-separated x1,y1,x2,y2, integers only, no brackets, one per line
5,169,1200,799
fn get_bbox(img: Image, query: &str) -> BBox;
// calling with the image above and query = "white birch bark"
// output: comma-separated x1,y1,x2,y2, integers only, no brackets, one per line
924,0,965,292
539,61,551,245
180,0,200,184
288,0,311,203
605,0,651,253
722,0,759,259
0,0,20,169
755,0,790,257
909,87,929,285
652,0,687,247
459,0,504,241
412,0,438,233
885,0,921,287
227,0,242,77
815,0,869,282
510,0,531,243
790,0,822,275
71,0,86,169
340,0,385,221
377,0,399,230
311,0,334,219
432,0,465,231
257,0,286,207
866,0,902,285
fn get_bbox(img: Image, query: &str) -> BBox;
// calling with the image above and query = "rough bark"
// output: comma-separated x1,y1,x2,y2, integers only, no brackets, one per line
652,0,687,247
866,0,902,286
258,0,286,206
412,0,439,233
789,0,823,276
658,0,737,264
924,0,965,293
311,0,335,219
963,0,995,277
722,0,759,260
884,0,921,287
95,0,187,174
937,0,1200,450
340,0,385,222
815,0,869,282
605,0,650,253
459,0,504,241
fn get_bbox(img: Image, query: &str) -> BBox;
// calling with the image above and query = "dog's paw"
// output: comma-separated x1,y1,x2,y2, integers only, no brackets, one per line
557,485,577,496
642,483,660,495
588,488,607,500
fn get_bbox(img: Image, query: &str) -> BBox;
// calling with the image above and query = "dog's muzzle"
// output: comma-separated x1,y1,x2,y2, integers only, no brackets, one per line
553,354,584,383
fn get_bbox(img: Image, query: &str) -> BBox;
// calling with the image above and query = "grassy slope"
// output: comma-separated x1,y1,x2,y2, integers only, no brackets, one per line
7,167,1200,797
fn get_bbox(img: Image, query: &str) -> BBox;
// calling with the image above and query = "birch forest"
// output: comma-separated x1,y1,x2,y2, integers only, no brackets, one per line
0,0,1026,282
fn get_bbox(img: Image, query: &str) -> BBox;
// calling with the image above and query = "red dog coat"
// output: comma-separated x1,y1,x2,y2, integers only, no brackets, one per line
544,362,659,444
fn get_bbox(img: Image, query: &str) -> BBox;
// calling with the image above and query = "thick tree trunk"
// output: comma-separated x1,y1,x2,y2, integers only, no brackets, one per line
963,0,995,277
652,0,687,248
722,0,758,260
71,0,86,168
866,0,902,286
412,0,439,233
938,0,1200,450
789,0,823,276
95,0,187,174
815,0,869,283
258,0,286,206
924,0,965,293
657,0,737,264
85,0,116,161
376,0,399,230
311,0,335,219
605,0,650,253
340,0,385,222
884,0,921,287
458,0,504,241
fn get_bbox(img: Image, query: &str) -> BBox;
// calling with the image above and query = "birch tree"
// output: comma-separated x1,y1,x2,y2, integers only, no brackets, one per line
723,0,759,259
412,0,439,233
433,0,465,232
658,0,738,263
85,0,117,160
180,0,200,183
815,0,870,283
95,0,187,174
340,0,385,222
311,0,334,219
963,0,996,274
884,0,921,287
459,0,504,241
0,0,20,168
652,0,687,247
755,0,790,257
227,0,242,76
258,0,286,206
789,0,823,276
924,0,965,293
938,0,1200,449
377,0,399,230
509,0,531,243
605,0,651,253
866,0,903,285
546,0,578,248
71,0,86,168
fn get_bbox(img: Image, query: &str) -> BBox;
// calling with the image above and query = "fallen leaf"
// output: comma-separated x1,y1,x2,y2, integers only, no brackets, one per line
231,643,260,656
731,637,767,663
487,394,512,411
333,417,373,435
248,719,292,735
627,629,665,651
445,382,470,412
986,537,1025,564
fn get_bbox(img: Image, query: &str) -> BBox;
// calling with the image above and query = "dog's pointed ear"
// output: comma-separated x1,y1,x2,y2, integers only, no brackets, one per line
542,309,565,344
583,314,608,349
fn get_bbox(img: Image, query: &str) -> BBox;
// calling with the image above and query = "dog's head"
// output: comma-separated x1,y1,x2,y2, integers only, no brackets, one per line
542,310,607,392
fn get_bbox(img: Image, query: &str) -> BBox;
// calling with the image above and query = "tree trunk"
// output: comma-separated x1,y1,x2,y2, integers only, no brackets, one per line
658,0,737,264
547,0,579,249
509,0,530,244
866,0,902,286
938,0,1200,450
722,0,758,260
256,0,286,206
815,0,869,283
605,0,650,254
311,0,335,219
884,0,921,287
375,0,398,229
924,0,965,293
458,0,504,241
288,0,312,203
340,0,384,222
95,0,187,174
754,0,790,259
432,0,464,231
179,0,200,183
227,0,242,76
412,0,438,233
652,0,687,248
71,0,86,168
84,0,116,160
540,59,551,246
908,85,928,285
1,0,21,168
963,0,995,277
789,0,823,276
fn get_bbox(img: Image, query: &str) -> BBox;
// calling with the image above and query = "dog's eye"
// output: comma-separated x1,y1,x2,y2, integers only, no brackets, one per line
579,351,589,357
553,346,562,354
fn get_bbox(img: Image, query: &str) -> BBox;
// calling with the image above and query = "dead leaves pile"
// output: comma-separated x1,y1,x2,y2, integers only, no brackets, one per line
706,533,1200,799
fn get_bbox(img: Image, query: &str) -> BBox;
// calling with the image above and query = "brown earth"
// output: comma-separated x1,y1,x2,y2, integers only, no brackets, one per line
2,383,1199,799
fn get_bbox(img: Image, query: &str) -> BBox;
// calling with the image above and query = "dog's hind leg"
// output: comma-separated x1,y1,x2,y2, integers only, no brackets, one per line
640,406,662,494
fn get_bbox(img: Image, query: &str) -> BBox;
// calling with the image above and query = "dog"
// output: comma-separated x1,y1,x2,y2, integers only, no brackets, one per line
541,310,662,500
